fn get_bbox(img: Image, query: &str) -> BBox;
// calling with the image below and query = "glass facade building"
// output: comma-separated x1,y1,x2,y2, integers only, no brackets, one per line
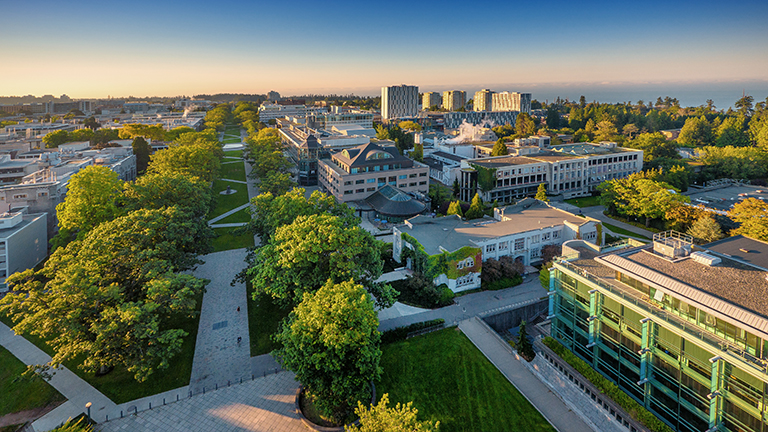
550,234,768,432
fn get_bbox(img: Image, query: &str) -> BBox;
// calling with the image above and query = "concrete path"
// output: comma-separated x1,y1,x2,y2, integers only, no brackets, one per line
378,277,547,331
208,203,250,225
0,322,118,432
580,205,655,238
377,302,428,321
459,317,595,432
221,178,248,184
189,249,252,394
97,372,304,432
374,268,411,283
209,223,248,229
251,354,282,378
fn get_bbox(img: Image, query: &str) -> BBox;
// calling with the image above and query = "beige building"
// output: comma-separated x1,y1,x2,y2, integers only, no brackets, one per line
491,91,532,113
381,85,419,120
318,142,429,202
422,92,441,110
442,90,466,111
474,89,494,112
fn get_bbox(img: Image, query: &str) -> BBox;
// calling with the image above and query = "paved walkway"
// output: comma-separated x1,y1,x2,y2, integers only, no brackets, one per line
459,317,595,432
0,322,118,432
378,277,547,331
97,372,304,432
221,178,248,184
209,222,248,229
208,203,250,225
189,249,252,394
580,205,655,238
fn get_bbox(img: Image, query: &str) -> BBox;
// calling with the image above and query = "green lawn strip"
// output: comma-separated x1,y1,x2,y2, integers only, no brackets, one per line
211,227,254,252
223,150,243,158
0,293,203,404
219,161,247,182
222,138,241,144
247,289,291,357
215,208,251,225
564,195,602,208
602,222,652,241
378,328,556,432
209,179,249,219
0,346,65,417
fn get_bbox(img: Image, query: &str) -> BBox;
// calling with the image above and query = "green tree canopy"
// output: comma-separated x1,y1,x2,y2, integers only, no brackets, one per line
515,112,536,137
346,394,439,432
446,200,463,217
625,132,679,163
55,165,124,235
490,139,509,156
275,279,381,423
258,171,295,196
122,172,213,219
132,136,151,174
535,183,548,202
687,216,724,244
715,116,749,147
729,198,768,241
464,193,484,220
678,116,714,147
148,131,221,183
248,214,391,306
398,120,421,132
42,130,71,147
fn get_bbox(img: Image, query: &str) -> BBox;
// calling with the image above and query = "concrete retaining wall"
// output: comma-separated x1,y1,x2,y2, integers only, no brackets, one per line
480,299,548,333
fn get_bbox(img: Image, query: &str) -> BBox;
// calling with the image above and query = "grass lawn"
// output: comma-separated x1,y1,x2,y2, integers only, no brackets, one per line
210,179,249,219
602,222,652,240
211,227,254,252
0,346,65,417
0,292,203,404
215,208,251,224
219,160,247,182
224,150,243,158
222,137,241,144
224,126,241,136
564,195,602,207
378,328,555,432
247,289,291,357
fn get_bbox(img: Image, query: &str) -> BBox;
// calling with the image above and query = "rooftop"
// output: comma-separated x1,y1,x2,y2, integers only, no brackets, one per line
469,155,543,169
705,235,768,271
365,185,426,217
332,142,410,168
685,184,768,212
431,151,463,163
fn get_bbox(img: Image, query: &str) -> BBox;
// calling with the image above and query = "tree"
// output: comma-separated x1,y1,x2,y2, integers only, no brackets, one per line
132,136,151,174
515,113,536,137
398,121,421,132
1,208,209,382
715,117,749,147
687,216,724,244
258,171,295,196
148,132,221,183
594,120,619,142
346,394,439,432
446,200,463,217
546,108,560,129
123,172,213,219
735,94,754,117
452,178,460,197
42,130,71,147
83,116,100,130
517,321,535,361
246,188,358,243
55,166,124,236
729,198,768,241
664,203,702,232
248,214,392,306
411,143,424,162
622,123,639,138
535,183,548,202
490,139,509,156
625,132,679,163
464,193,485,220
275,279,381,423
678,116,714,147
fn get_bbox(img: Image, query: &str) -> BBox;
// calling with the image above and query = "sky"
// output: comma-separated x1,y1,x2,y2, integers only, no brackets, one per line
1,0,767,106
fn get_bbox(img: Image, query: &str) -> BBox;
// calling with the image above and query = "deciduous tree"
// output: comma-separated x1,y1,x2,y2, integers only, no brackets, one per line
729,198,768,241
132,136,151,174
687,216,724,244
535,183,548,202
55,166,124,236
346,394,439,432
490,139,509,156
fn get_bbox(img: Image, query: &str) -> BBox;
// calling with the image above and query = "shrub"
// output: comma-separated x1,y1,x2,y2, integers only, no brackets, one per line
381,319,446,344
392,275,454,309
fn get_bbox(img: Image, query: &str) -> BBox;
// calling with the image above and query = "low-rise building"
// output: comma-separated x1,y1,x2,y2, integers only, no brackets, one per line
0,209,47,291
392,198,601,292
549,232,768,432
318,142,429,202
423,151,463,186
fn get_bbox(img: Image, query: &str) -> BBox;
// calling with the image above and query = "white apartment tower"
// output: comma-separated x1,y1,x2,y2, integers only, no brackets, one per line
474,89,494,112
381,85,419,120
491,91,532,113
422,92,441,110
442,90,466,111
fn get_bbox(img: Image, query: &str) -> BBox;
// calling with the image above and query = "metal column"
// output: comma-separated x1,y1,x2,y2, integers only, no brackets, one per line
708,356,723,431
637,318,654,400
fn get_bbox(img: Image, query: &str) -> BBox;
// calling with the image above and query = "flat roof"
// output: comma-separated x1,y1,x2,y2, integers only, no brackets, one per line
402,202,587,255
706,235,768,271
685,184,768,212
431,151,463,163
469,155,543,168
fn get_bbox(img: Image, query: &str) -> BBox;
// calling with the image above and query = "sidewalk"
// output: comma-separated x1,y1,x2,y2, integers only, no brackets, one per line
189,249,252,393
580,206,655,238
0,322,118,432
207,203,250,225
458,317,595,432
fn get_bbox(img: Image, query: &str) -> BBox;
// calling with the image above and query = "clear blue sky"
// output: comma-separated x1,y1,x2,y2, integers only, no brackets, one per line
1,0,767,103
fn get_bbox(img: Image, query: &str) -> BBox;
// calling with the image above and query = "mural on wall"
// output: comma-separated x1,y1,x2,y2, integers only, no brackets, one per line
400,233,482,280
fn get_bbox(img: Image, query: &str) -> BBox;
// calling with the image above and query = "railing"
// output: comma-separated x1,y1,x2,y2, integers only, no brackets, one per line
554,260,768,373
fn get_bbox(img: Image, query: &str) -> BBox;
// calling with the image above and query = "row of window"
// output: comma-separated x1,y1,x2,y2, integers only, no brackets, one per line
483,232,560,254
342,181,427,195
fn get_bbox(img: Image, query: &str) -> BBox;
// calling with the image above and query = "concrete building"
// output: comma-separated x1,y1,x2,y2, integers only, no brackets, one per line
393,198,601,292
381,85,418,120
474,89,494,112
442,90,466,111
423,92,441,110
441,110,518,129
257,103,328,123
422,151,463,186
0,209,47,291
459,142,643,202
492,91,532,114
318,141,428,202
0,155,41,184
549,232,768,432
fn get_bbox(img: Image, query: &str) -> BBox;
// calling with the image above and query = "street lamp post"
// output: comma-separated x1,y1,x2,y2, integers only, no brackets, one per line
85,402,92,422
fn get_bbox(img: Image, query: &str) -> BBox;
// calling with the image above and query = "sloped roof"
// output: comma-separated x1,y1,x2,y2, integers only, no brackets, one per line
333,142,409,168
365,185,426,217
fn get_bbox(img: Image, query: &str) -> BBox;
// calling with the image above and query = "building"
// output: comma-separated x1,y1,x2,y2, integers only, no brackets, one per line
0,155,41,184
492,91,532,114
392,198,601,292
474,89,494,112
0,209,47,291
549,232,768,432
423,92,441,110
381,85,419,120
459,142,643,202
318,141,428,202
258,103,328,122
441,111,518,129
442,90,466,111
423,151,463,186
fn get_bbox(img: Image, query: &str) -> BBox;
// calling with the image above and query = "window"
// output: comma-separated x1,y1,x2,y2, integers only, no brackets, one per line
499,241,508,250
356,179,364,184
398,174,407,179
344,181,352,186
542,232,551,241
409,173,417,178
457,257,474,269
531,247,541,258
419,172,427,177
356,188,364,193
344,190,353,195
409,182,416,187
552,230,560,239
13,194,27,199
514,238,525,250
399,184,407,188
531,234,540,244
419,181,427,185
486,244,496,253
367,178,375,183
367,187,376,191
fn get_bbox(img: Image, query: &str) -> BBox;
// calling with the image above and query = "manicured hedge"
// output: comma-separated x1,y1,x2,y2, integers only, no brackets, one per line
381,319,446,344
542,337,673,432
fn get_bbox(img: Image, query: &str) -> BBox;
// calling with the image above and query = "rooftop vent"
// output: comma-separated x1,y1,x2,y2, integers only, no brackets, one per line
691,251,721,266
653,231,693,259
